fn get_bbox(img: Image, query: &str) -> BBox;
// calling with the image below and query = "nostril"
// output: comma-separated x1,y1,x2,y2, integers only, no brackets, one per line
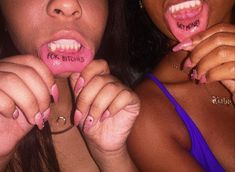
72,11,80,16
54,9,64,15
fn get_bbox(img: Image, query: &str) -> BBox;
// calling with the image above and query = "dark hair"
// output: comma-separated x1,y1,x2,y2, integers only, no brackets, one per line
122,0,235,86
98,0,170,87
0,1,129,171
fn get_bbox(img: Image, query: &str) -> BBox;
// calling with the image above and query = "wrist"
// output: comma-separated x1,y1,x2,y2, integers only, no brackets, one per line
90,145,138,172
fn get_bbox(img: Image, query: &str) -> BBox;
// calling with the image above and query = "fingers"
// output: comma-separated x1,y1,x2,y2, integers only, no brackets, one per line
70,59,110,95
196,46,235,78
202,62,235,83
189,33,235,67
173,23,235,52
75,75,119,127
0,72,44,129
86,82,126,125
0,90,16,119
107,89,140,118
0,62,51,112
1,55,59,102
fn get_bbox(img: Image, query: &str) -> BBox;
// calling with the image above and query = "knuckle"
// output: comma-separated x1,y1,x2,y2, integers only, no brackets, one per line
121,89,132,98
97,59,110,73
93,75,106,85
106,82,120,91
213,33,225,46
215,46,228,59
90,103,102,115
0,99,14,112
23,66,37,77
2,72,19,83
77,94,90,107
23,55,38,64
215,23,228,32
206,71,216,81
228,63,235,76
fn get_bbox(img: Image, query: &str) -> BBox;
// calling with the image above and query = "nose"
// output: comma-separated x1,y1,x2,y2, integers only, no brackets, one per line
47,0,82,19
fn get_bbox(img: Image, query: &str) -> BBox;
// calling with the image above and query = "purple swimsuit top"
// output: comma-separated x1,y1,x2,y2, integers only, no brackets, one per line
147,73,224,172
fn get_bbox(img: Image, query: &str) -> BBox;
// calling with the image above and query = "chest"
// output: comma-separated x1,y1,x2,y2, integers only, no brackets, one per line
177,94,235,171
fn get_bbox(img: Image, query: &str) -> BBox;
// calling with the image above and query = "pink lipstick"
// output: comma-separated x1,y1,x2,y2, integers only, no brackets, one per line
38,32,94,76
165,0,209,42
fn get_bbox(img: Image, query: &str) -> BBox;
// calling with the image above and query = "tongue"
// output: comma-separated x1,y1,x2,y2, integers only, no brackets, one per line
39,45,94,76
165,2,209,42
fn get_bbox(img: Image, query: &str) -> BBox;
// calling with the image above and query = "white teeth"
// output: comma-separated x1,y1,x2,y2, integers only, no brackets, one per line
169,0,202,14
48,39,82,52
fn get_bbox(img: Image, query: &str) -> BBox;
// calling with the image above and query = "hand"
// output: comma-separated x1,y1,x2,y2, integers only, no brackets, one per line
70,59,140,153
0,55,55,160
174,24,235,102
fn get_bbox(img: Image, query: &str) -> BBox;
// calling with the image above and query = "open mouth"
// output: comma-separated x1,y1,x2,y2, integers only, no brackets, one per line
165,0,209,42
39,38,94,75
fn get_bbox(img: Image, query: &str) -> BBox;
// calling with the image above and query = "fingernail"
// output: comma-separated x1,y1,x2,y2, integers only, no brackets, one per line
74,110,83,126
100,110,110,122
42,108,50,121
183,58,193,70
199,74,207,84
35,112,44,130
74,77,84,94
172,39,193,52
84,115,94,131
13,108,19,119
50,84,59,103
191,69,198,80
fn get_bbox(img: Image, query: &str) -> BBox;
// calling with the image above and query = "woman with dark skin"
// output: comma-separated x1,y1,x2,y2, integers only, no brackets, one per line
0,0,140,171
127,0,235,171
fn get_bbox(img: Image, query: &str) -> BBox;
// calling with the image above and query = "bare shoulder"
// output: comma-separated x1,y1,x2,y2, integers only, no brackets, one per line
132,78,189,140
127,79,203,171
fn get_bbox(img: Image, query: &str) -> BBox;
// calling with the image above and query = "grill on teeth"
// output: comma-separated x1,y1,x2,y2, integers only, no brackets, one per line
169,0,201,13
48,39,82,52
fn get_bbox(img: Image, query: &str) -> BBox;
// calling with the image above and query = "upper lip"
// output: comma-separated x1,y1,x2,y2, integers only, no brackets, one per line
39,29,93,52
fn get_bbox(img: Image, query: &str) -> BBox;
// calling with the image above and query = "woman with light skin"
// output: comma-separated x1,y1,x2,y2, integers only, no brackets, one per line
0,0,140,171
126,0,235,171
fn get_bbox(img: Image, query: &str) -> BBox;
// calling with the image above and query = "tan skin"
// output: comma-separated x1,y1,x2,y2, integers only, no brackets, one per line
0,0,140,171
128,0,235,171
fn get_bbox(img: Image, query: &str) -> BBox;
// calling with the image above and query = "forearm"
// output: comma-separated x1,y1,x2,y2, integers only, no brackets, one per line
92,146,138,172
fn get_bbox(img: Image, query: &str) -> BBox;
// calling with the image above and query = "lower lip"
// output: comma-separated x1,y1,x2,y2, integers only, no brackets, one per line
165,1,209,42
39,45,94,76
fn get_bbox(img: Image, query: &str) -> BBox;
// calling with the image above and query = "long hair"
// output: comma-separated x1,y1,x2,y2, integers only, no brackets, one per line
122,0,235,86
98,0,170,87
0,1,128,171
0,9,61,172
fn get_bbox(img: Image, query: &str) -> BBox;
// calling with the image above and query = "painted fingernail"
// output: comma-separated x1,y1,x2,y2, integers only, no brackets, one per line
100,110,110,122
74,110,83,126
183,58,193,69
191,69,198,80
13,108,19,119
84,115,94,131
74,77,84,94
50,84,59,103
199,74,207,84
172,39,193,52
42,108,51,121
35,112,44,130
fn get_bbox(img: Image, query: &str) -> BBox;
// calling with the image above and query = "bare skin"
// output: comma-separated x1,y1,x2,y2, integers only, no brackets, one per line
0,0,140,171
127,0,235,171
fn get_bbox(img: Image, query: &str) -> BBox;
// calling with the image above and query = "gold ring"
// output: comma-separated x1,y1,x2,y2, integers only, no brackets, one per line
56,116,67,125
